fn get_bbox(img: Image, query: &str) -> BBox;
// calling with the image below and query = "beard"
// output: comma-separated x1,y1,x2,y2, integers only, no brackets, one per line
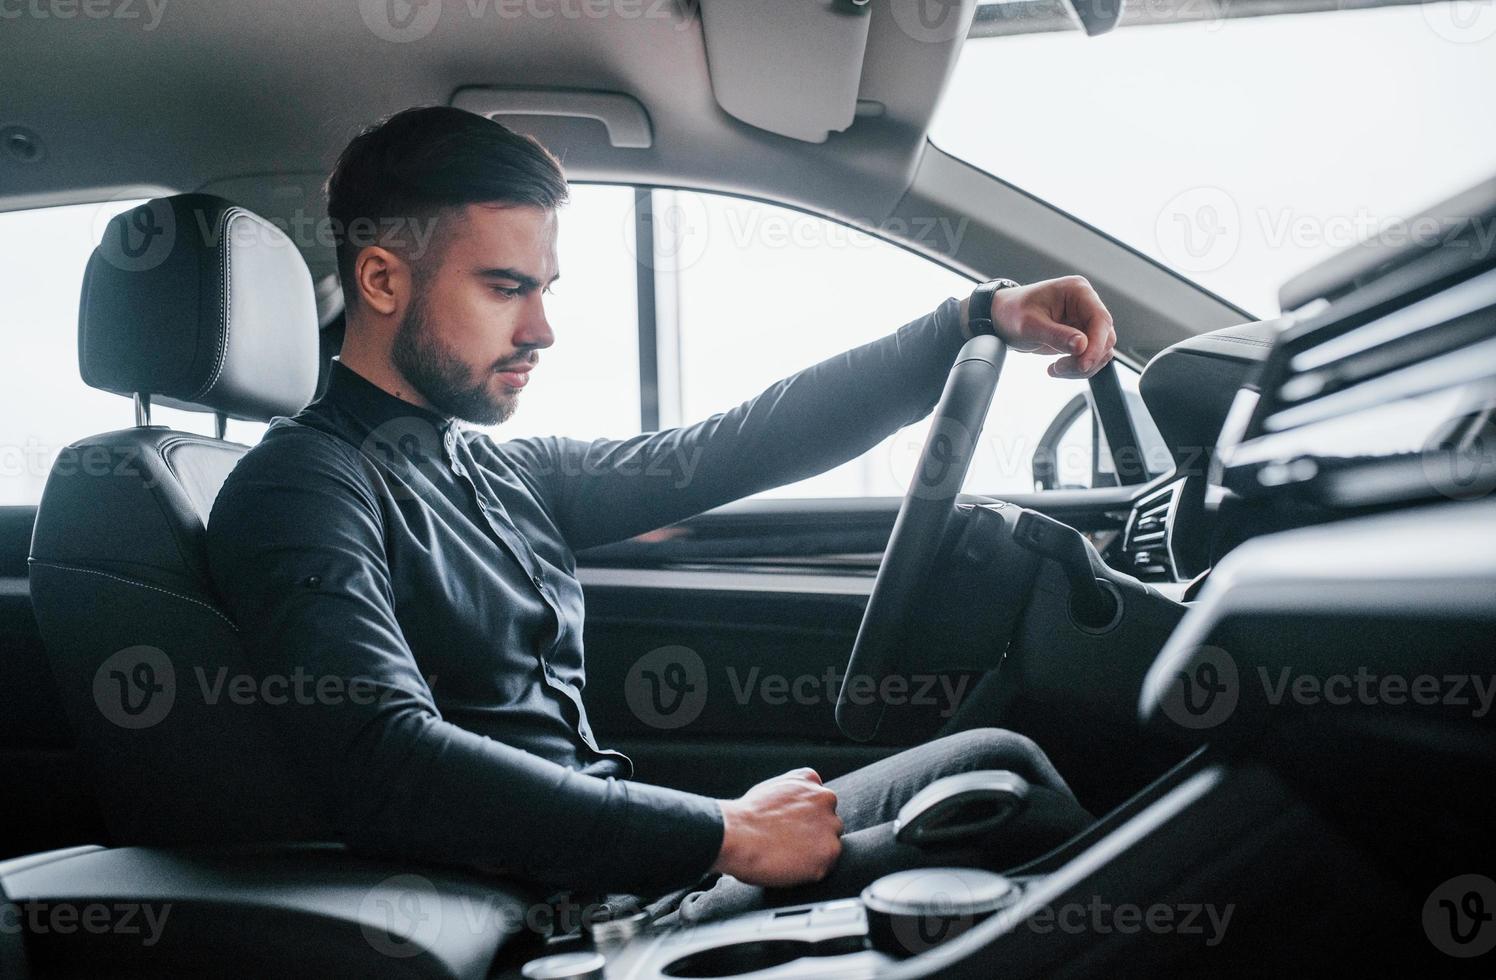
391,289,522,427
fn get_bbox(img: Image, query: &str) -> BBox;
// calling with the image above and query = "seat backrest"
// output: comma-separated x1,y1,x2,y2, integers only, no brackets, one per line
0,504,106,860
28,194,327,846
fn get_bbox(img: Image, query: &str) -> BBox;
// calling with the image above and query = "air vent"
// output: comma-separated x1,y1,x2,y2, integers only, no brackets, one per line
1263,265,1496,435
1121,482,1180,581
1214,176,1496,509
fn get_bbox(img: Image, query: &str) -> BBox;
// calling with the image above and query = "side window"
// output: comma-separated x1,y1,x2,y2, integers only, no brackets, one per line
1,190,1167,506
0,186,642,507
651,188,1128,498
483,183,642,441
1031,364,1173,492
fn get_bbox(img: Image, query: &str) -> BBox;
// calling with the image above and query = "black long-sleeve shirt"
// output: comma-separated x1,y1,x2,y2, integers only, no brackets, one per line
205,298,967,895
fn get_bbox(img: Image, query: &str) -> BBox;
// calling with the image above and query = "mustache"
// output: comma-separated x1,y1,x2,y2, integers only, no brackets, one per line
492,352,539,372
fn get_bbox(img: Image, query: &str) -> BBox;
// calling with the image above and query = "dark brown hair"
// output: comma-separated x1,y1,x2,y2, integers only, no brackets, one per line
326,106,569,308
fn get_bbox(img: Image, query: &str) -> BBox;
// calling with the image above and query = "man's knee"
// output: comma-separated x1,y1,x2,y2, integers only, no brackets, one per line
941,728,1054,786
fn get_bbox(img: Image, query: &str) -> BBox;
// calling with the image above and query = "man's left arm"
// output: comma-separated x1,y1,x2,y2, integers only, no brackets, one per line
508,277,1116,551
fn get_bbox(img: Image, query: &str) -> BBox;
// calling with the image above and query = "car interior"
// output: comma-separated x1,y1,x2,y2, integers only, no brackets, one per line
2,0,1495,976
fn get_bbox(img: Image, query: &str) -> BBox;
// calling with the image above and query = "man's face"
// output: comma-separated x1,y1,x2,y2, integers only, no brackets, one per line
392,203,558,426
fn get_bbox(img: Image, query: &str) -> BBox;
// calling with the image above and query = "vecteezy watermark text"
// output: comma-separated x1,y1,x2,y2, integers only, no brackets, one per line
624,645,971,730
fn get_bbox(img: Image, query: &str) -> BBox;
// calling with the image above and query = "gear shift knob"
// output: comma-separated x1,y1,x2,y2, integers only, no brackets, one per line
894,770,1032,848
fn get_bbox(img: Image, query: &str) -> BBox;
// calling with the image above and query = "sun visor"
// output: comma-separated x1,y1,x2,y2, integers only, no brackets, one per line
699,0,874,144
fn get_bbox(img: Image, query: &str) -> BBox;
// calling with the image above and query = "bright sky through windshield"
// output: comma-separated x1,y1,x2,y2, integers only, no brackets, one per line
932,2,1496,315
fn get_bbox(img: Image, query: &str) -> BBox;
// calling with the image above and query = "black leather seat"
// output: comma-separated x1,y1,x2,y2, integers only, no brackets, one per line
28,193,328,846
8,194,550,979
0,503,104,859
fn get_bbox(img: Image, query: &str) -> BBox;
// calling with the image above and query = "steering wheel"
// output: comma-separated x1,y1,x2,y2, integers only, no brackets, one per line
836,335,1007,742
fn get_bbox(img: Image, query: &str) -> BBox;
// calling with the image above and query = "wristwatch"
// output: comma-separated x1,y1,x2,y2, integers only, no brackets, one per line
966,278,1022,337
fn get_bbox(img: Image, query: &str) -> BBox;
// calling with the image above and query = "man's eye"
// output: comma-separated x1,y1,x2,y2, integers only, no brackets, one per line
492,285,522,298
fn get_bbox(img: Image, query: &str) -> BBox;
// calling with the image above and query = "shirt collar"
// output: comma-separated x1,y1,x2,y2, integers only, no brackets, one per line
321,358,458,435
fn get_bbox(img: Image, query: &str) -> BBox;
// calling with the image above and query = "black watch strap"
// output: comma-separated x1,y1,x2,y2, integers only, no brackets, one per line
967,278,1021,337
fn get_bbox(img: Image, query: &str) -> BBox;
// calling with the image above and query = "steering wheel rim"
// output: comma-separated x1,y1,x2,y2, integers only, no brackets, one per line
836,334,1007,742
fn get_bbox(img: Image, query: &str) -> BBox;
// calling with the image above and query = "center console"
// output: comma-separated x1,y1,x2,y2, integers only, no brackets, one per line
511,872,1034,980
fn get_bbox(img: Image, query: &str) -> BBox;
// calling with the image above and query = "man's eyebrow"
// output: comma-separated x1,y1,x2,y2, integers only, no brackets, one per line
475,267,560,289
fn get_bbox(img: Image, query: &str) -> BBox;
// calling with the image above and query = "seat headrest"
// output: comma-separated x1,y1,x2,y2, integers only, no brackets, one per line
79,193,320,422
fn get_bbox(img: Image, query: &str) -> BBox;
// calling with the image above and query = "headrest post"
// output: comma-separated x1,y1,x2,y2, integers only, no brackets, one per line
133,393,152,427
215,413,228,440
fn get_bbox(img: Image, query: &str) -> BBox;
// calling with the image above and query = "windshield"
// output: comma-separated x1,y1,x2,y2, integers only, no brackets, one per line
930,1,1496,317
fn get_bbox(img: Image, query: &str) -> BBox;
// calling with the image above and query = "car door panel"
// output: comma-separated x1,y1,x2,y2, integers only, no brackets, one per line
577,488,1142,795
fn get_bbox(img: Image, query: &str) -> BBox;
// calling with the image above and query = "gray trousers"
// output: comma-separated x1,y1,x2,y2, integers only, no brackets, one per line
651,728,1093,926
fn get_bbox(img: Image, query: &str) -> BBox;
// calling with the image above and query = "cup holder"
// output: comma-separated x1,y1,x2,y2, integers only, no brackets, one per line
662,937,867,978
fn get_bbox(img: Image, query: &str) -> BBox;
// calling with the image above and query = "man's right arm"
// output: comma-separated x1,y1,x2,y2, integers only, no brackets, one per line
206,425,731,895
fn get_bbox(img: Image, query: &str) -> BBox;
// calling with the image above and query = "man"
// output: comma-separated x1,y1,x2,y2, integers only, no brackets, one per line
207,106,1114,923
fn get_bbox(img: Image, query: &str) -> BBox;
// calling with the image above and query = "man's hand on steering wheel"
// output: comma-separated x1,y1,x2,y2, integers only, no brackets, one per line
959,275,1117,380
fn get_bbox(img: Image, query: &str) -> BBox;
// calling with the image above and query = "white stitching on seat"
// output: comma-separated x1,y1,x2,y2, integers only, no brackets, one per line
192,207,241,403
29,560,240,631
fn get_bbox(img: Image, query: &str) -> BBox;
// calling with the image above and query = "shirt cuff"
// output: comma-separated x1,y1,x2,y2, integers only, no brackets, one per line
933,294,971,349
604,779,724,894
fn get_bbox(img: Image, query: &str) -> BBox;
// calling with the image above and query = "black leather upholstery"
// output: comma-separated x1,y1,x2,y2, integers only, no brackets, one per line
28,194,327,848
79,193,319,421
0,506,103,858
0,875,28,979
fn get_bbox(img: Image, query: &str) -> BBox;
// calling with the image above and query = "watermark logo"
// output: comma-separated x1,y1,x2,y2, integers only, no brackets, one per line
93,645,176,730
0,900,172,946
360,0,690,40
359,0,442,42
625,191,971,272
890,0,969,45
0,0,168,31
90,645,429,727
1421,0,1496,44
1157,645,1239,731
1155,186,1241,274
624,648,971,729
93,196,176,273
623,191,712,272
883,869,990,955
1158,648,1496,732
1421,416,1496,502
359,415,452,503
1016,895,1234,947
1424,874,1496,958
361,874,444,958
625,645,708,729
905,415,978,501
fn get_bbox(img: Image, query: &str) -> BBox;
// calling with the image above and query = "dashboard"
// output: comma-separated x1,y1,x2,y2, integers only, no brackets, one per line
1120,176,1496,595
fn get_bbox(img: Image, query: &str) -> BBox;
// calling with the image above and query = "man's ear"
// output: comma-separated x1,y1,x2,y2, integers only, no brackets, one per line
353,245,408,317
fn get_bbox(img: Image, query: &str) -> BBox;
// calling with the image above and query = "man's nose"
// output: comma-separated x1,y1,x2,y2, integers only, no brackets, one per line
515,295,555,351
